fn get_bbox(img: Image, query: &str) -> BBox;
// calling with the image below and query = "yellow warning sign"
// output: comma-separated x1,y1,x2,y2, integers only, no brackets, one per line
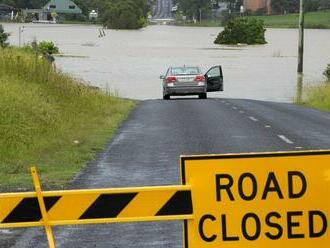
181,151,330,248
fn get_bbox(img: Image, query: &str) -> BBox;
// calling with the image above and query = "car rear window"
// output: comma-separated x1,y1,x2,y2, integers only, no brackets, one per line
171,67,200,75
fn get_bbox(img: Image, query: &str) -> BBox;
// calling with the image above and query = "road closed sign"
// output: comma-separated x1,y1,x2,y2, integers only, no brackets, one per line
181,151,330,248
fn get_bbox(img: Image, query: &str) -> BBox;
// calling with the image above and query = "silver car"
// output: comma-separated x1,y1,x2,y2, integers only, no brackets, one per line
160,65,223,100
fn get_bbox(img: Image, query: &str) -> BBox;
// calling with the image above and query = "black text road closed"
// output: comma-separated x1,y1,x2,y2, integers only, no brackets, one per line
181,151,330,248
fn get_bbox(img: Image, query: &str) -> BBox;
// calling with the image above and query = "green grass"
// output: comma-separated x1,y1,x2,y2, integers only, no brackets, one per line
0,48,136,191
252,10,330,29
303,81,330,111
176,10,330,29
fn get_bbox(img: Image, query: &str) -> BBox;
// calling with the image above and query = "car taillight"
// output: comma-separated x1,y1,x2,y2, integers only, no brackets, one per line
166,76,177,83
195,75,205,82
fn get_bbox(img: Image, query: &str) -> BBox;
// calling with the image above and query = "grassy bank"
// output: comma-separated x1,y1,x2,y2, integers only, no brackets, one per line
253,10,330,29
304,81,330,111
0,48,135,191
176,10,330,28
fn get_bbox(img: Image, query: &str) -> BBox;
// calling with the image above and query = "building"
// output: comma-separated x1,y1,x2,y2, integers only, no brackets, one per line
43,0,82,15
243,0,272,15
22,0,82,22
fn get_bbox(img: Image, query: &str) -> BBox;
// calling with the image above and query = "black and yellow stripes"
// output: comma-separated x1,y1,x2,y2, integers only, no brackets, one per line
0,186,193,228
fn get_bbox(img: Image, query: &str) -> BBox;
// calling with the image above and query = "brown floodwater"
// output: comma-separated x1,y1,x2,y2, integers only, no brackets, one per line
2,23,330,102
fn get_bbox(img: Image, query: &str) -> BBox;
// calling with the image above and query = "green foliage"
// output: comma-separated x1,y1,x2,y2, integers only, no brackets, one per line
0,24,10,48
271,0,299,14
324,63,330,81
38,41,59,55
23,40,59,55
214,17,267,45
0,48,135,189
271,0,330,14
101,0,148,29
0,0,48,9
175,0,211,21
304,83,330,111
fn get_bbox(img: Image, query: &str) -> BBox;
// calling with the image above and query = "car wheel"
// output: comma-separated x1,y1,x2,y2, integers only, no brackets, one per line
199,93,207,99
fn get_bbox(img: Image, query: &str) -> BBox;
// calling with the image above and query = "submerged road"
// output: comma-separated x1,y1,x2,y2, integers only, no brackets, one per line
2,98,330,247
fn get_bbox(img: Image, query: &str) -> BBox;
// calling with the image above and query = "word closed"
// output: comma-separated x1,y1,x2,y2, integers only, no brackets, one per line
181,151,330,248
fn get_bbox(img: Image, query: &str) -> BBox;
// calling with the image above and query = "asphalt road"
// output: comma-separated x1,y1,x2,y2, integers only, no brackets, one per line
153,0,173,20
2,98,330,247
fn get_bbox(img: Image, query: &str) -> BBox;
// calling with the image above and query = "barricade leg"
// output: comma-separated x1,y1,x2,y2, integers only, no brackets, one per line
31,166,56,248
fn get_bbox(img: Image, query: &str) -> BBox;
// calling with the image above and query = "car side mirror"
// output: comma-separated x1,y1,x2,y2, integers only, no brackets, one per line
160,75,165,79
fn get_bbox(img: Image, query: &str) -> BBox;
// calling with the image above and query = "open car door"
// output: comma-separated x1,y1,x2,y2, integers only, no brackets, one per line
205,66,223,92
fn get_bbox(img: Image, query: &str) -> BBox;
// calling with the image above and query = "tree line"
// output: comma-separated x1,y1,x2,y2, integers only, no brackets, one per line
271,0,330,14
0,0,150,29
173,0,330,19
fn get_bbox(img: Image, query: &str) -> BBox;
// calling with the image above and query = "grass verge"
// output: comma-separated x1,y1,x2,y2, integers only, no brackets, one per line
0,48,136,191
303,81,330,111
252,10,330,29
175,10,330,29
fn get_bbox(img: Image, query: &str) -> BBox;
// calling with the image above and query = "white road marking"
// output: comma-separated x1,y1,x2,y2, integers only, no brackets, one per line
249,116,258,122
232,106,237,110
295,146,303,149
0,229,12,234
265,125,272,128
225,102,230,105
322,115,330,120
239,110,245,114
278,135,294,144
221,100,226,103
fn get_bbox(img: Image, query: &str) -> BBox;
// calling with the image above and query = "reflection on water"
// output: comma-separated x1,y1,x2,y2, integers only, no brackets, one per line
2,23,330,102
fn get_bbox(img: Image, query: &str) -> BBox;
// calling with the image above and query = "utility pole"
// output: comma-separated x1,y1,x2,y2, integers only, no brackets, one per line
18,26,25,47
19,26,22,47
199,8,202,23
297,0,304,74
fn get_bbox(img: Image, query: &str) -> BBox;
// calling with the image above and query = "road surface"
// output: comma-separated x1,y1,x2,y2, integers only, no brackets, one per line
152,0,173,20
2,98,330,247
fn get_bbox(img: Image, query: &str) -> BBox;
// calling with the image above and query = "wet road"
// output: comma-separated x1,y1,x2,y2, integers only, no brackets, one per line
153,0,173,20
2,98,330,247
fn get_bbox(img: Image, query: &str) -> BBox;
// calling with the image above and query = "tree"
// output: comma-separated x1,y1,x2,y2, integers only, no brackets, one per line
175,0,212,21
0,24,10,48
101,0,148,29
214,17,266,45
271,0,299,14
0,0,48,8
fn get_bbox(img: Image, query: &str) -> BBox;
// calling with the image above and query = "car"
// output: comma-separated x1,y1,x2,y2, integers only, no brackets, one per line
160,65,223,100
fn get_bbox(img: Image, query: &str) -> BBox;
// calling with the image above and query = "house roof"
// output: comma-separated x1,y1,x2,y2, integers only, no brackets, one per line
42,0,82,14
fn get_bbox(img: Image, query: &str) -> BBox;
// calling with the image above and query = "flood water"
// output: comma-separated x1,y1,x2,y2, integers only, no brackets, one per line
2,23,330,102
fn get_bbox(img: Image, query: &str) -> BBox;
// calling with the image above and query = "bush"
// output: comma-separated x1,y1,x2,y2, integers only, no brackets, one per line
0,24,10,48
214,17,267,45
324,63,330,81
38,41,59,55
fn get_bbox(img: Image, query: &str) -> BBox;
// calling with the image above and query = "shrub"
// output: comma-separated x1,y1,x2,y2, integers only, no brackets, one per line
324,63,330,81
0,24,10,48
38,41,59,55
214,17,267,45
